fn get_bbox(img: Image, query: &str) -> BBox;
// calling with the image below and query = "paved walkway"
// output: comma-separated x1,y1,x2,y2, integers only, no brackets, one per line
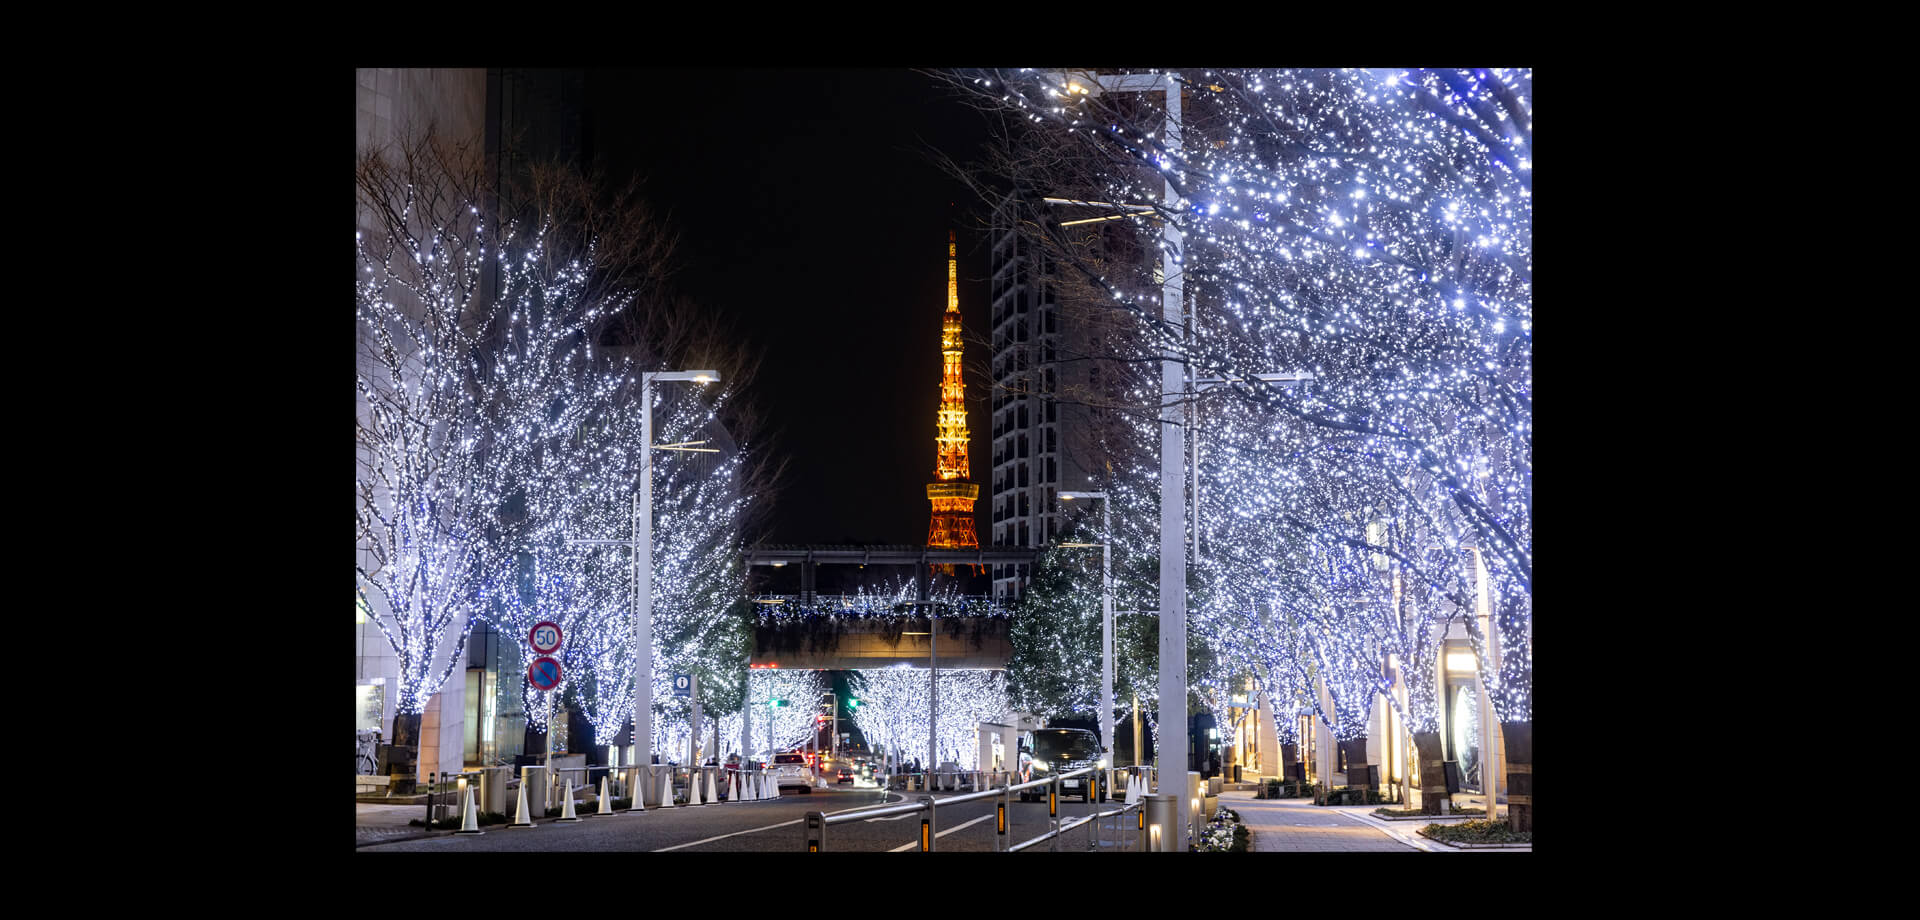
1217,790,1526,852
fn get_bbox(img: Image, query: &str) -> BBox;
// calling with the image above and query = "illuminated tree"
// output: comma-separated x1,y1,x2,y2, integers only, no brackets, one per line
356,135,503,791
359,133,772,782
847,668,1010,772
940,67,1531,830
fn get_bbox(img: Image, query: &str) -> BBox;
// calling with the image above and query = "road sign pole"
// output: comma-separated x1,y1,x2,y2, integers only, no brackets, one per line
688,675,701,773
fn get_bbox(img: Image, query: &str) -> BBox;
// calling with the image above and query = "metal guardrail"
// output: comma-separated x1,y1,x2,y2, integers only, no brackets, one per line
803,766,1150,852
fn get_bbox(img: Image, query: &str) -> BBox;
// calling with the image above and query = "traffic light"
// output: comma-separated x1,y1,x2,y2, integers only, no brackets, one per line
847,698,860,709
770,698,788,708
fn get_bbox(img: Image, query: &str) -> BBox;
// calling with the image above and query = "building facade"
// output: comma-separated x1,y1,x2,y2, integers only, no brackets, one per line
986,192,1137,599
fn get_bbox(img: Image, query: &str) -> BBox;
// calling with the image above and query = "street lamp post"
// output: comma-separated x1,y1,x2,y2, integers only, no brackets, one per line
1058,490,1113,791
1041,69,1188,795
568,369,717,797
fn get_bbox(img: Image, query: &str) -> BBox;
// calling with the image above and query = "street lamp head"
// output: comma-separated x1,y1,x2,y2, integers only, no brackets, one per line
1058,491,1108,501
647,369,721,384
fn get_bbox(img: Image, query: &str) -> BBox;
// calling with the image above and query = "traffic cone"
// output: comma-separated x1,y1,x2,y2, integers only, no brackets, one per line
556,780,582,822
624,768,644,813
707,768,719,804
660,770,675,808
594,776,617,816
509,771,536,828
456,784,485,835
728,772,739,802
689,768,704,806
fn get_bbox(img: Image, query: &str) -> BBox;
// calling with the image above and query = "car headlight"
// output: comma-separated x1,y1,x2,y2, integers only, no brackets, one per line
1030,760,1049,772
1098,757,1110,769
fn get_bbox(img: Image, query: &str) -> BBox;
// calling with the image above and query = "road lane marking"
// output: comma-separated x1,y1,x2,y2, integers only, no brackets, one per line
651,798,906,852
886,813,994,851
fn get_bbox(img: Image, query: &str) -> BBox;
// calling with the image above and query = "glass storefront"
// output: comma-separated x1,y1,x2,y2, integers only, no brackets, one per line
356,683,385,732
1450,684,1482,793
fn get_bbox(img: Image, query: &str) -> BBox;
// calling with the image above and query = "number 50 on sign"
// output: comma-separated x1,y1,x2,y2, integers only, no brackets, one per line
529,621,563,654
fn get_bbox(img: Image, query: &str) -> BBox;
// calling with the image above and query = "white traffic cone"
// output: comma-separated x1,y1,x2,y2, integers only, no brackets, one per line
689,768,704,806
456,784,485,834
660,770,676,808
594,776,617,817
728,772,739,803
509,778,536,828
707,768,719,804
556,780,582,822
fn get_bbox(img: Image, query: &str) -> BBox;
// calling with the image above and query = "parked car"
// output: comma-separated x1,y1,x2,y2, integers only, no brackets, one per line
771,752,814,794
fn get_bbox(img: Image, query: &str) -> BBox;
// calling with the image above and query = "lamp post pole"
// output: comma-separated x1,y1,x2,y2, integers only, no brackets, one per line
1059,491,1113,784
1036,70,1186,795
566,369,716,792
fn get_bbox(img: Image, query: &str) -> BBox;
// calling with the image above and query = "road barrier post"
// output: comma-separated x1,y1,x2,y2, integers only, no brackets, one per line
1186,771,1202,849
805,811,825,851
920,795,937,851
1049,774,1062,851
1146,793,1179,851
996,785,1009,852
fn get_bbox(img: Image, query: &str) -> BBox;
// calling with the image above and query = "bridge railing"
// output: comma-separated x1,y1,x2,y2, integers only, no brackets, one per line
750,594,1015,617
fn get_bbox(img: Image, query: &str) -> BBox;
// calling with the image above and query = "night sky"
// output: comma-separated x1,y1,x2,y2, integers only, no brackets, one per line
581,69,996,549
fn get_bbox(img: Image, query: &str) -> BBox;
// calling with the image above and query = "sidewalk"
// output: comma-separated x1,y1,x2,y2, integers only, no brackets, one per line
1219,790,1524,852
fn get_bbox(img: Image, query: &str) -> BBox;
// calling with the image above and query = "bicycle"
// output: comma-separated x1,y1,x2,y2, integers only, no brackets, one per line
356,729,382,776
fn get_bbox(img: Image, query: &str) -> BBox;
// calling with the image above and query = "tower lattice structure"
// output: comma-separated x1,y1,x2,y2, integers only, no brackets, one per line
927,230,980,559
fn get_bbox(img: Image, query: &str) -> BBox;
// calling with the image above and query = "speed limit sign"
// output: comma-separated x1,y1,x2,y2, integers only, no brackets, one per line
529,621,563,655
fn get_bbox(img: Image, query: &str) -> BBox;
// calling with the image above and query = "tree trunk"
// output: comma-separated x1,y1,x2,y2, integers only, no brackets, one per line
1413,731,1447,815
1338,737,1373,793
1281,742,1300,781
568,706,595,755
1501,720,1531,833
523,721,548,760
390,711,422,795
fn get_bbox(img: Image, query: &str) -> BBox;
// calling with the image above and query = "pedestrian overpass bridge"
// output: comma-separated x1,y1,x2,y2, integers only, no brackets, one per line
742,544,1038,670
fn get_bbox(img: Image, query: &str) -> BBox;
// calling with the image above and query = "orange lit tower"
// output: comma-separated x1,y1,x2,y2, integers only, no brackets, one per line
927,230,980,560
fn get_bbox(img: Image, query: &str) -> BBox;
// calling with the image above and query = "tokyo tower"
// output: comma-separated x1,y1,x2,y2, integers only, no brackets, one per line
926,230,980,561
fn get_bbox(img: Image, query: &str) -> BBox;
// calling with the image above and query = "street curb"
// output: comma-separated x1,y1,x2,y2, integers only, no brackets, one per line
356,830,440,848
1413,828,1532,850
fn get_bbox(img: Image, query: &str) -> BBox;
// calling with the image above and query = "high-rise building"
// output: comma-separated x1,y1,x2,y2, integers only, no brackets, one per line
985,192,1135,599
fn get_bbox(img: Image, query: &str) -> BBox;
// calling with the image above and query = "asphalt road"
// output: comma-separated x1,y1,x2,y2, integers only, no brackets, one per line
359,783,1139,853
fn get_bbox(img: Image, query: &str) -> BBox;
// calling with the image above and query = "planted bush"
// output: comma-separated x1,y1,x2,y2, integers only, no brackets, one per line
1420,818,1531,846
